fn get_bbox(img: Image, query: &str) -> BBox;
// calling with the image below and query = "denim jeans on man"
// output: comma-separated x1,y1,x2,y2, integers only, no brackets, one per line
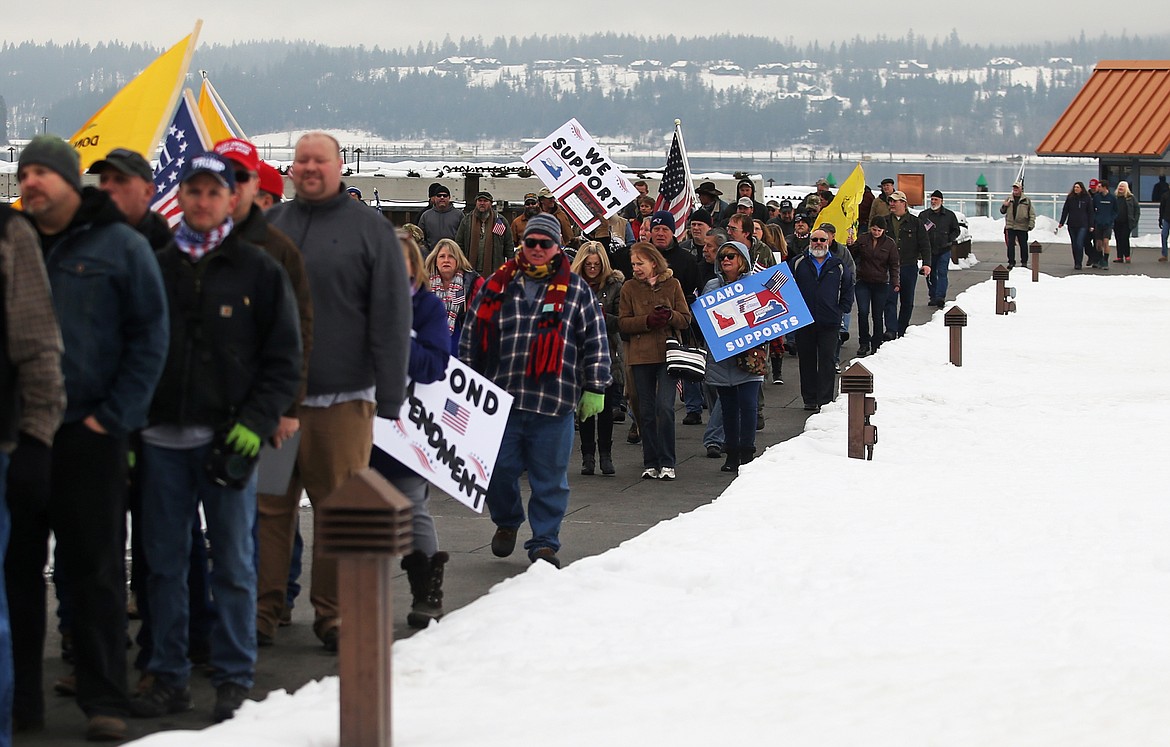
884,265,919,337
854,282,888,350
0,453,11,747
927,251,951,302
682,379,703,417
631,363,676,470
141,443,257,689
486,409,574,558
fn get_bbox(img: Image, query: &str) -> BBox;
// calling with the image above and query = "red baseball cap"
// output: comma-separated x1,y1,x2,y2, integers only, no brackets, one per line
213,138,260,172
1088,178,1099,189
257,161,284,199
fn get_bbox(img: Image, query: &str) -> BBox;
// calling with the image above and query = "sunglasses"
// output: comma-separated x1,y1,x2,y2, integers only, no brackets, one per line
523,237,556,250
435,193,450,199
718,254,739,262
234,171,253,183
810,237,830,243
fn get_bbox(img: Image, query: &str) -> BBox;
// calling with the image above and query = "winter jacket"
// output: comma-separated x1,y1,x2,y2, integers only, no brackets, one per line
1161,192,1170,227
134,210,174,250
828,240,856,279
888,211,931,266
919,206,962,255
701,242,764,388
1059,193,1095,229
1092,191,1118,227
849,233,900,285
268,185,412,418
1115,193,1140,237
617,269,692,366
658,240,701,300
417,205,463,251
717,180,768,225
455,209,514,277
791,251,855,330
150,231,301,440
999,195,1036,231
236,204,314,415
586,274,625,391
40,187,169,436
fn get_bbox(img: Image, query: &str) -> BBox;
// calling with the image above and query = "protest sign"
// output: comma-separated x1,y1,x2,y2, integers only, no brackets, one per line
373,357,513,513
692,263,814,363
522,118,637,233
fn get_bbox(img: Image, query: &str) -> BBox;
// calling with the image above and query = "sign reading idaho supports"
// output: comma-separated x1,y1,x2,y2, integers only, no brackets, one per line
522,118,637,233
693,264,815,363
373,357,514,513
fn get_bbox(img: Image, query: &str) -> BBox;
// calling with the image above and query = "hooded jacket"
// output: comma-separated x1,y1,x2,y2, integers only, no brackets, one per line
39,187,169,435
701,241,764,388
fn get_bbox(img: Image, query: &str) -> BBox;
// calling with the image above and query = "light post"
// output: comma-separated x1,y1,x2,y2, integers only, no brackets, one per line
41,117,48,135
353,148,363,174
340,147,348,165
6,146,13,162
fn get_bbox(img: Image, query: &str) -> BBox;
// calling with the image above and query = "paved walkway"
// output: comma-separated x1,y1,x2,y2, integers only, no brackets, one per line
19,241,1170,744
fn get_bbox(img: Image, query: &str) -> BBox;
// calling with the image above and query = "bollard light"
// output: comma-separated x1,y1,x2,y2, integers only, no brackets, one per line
1030,241,1042,282
320,468,413,747
841,362,877,460
944,306,967,366
992,265,1015,315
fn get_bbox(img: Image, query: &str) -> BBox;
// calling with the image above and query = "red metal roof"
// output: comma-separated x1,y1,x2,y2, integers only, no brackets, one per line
1036,61,1170,158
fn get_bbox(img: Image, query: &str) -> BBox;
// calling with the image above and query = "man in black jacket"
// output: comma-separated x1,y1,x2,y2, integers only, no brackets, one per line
920,190,961,307
88,147,173,250
883,191,931,338
132,153,301,725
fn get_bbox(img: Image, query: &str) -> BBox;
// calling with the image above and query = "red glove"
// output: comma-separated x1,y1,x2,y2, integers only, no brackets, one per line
647,307,671,329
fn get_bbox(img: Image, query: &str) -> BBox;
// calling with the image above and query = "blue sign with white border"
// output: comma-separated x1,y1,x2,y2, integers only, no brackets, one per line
692,264,814,362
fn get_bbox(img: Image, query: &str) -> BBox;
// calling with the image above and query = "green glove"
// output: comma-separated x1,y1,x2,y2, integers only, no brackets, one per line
576,391,605,422
225,423,262,458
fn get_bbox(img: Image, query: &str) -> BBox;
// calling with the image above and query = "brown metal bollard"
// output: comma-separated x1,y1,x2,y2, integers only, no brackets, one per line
1030,241,1042,282
319,468,414,747
944,306,968,366
840,362,877,460
992,265,1016,315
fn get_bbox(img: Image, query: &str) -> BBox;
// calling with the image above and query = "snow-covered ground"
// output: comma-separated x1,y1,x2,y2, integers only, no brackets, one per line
129,271,1170,746
968,214,1166,250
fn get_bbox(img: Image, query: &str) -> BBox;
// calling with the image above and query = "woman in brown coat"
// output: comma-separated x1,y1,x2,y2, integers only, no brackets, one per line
618,243,692,480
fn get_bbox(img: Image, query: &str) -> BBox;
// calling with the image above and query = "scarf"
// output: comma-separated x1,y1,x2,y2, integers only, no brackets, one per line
470,251,570,381
174,217,234,262
430,271,466,333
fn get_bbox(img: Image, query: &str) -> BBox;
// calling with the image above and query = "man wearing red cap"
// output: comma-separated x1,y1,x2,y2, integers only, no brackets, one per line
254,162,284,211
212,138,315,648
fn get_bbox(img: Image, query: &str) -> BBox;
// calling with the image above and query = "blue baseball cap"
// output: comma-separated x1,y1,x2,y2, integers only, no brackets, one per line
179,152,236,190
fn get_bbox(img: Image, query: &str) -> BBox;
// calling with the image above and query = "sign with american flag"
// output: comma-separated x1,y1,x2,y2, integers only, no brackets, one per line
372,357,513,513
692,264,813,362
150,89,211,227
654,124,698,239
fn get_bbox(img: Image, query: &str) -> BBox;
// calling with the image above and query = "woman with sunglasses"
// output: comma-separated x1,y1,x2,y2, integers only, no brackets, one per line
618,242,692,480
702,241,764,473
570,242,624,476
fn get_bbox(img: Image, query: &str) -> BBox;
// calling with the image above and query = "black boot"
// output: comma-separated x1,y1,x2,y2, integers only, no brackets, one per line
581,453,595,475
599,450,614,475
402,550,449,629
740,447,756,466
720,449,740,473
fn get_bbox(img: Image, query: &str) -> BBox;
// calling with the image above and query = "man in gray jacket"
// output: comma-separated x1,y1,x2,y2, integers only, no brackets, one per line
417,182,462,251
267,131,412,652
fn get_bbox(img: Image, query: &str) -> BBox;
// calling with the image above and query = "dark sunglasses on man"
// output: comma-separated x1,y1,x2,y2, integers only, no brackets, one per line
234,171,253,183
524,237,556,250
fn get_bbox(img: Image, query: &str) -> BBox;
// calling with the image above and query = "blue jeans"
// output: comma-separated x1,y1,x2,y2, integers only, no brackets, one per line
141,443,257,689
0,453,11,747
486,409,574,557
834,312,851,365
927,251,951,302
854,281,888,348
1161,222,1169,258
715,384,759,455
1068,226,1089,266
885,265,918,337
702,390,724,448
682,379,703,415
631,363,677,469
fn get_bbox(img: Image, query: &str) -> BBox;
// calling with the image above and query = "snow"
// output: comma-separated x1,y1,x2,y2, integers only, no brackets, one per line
968,215,1166,250
127,271,1170,746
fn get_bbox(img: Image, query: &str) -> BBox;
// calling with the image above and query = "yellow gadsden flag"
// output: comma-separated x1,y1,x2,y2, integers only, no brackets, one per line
198,72,247,145
817,163,867,245
67,22,201,171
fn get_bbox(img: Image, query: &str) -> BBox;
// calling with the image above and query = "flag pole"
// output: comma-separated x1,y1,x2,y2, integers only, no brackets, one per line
199,69,248,140
674,118,699,211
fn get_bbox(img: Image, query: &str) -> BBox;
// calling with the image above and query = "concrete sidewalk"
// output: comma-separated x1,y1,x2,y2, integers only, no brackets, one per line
19,241,1170,745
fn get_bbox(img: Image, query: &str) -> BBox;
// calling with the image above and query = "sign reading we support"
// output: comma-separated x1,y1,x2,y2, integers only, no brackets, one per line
693,264,814,363
522,118,636,233
373,358,514,513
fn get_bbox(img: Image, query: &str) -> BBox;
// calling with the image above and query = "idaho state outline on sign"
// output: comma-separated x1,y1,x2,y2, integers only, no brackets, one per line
692,264,814,363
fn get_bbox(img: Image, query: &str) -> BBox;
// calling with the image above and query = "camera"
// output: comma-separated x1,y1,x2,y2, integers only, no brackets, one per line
204,429,260,489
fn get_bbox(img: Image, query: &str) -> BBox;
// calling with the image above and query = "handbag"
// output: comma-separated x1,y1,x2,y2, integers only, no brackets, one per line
665,330,706,381
736,344,769,376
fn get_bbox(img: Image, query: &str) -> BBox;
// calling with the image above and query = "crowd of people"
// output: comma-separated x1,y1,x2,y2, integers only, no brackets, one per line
1,130,1146,745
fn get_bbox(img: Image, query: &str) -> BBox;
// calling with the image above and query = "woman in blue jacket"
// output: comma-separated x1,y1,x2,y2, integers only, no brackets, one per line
370,231,451,628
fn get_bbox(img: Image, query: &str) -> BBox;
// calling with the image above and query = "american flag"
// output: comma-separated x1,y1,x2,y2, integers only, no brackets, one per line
654,127,698,240
441,398,470,435
492,217,506,236
150,95,209,227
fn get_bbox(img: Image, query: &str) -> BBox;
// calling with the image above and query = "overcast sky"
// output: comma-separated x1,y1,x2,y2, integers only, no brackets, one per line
3,1,1169,51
